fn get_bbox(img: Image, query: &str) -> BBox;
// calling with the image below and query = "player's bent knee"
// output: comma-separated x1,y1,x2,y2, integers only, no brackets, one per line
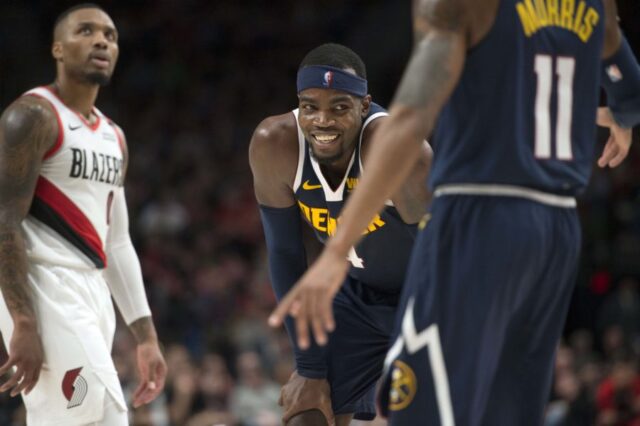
280,371,334,425
287,409,329,426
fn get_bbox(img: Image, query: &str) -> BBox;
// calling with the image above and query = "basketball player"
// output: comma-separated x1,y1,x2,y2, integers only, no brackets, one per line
0,4,166,425
249,43,431,425
271,0,639,424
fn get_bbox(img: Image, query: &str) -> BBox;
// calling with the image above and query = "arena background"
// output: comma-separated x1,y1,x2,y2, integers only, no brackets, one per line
1,1,639,425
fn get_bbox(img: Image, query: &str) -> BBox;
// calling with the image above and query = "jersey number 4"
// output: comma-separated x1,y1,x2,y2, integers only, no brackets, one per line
534,55,575,160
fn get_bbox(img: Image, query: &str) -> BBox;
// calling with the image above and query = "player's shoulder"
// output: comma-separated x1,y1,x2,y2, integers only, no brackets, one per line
251,112,298,146
1,95,59,150
249,111,299,166
361,104,388,151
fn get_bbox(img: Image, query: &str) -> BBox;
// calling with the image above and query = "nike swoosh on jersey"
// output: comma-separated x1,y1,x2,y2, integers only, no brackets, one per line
302,180,323,190
68,124,82,131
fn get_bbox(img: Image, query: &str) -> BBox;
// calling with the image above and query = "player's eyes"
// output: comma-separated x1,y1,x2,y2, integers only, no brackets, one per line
79,27,92,35
302,105,316,111
334,105,348,112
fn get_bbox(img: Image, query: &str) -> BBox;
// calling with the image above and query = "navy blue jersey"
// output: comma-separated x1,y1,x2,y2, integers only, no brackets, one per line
293,103,416,292
430,0,605,195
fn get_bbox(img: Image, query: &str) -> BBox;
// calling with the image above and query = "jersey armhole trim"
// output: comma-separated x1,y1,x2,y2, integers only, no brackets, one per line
359,111,394,206
24,93,64,160
292,109,305,192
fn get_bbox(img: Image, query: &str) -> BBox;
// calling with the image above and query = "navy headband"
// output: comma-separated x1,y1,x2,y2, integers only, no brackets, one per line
297,65,368,98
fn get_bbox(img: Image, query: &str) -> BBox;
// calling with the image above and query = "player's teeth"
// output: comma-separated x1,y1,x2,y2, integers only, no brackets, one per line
315,135,338,143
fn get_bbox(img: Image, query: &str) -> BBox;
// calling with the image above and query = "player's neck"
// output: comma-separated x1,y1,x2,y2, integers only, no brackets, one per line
51,78,100,121
319,148,355,188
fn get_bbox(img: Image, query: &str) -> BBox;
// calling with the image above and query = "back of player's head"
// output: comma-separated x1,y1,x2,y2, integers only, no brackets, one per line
299,43,367,79
53,3,107,40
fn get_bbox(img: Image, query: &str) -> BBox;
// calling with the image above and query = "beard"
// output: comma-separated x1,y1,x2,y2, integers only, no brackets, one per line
309,143,346,165
85,71,111,86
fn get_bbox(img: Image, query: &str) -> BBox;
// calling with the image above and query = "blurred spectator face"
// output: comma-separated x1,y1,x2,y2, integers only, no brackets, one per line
578,359,604,391
555,344,574,374
199,353,233,400
52,8,119,85
611,360,637,389
555,370,580,401
236,351,265,388
297,86,370,165
602,325,626,356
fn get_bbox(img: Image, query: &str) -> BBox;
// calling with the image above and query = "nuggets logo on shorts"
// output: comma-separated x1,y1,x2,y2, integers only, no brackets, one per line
389,360,417,411
62,367,88,409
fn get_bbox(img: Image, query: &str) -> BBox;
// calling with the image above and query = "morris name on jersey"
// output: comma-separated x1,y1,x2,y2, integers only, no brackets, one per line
516,0,599,41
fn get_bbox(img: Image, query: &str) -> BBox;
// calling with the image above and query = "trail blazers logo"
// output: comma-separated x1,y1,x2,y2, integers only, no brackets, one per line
62,367,88,409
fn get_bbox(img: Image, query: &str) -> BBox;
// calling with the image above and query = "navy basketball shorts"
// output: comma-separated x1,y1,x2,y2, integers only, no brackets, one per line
327,276,398,420
378,194,581,426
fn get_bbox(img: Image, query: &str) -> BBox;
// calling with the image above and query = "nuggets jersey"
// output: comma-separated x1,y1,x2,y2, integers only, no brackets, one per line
293,103,416,292
21,87,125,270
429,0,605,196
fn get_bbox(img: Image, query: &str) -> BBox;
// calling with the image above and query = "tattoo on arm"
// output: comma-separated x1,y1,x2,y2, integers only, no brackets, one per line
0,98,56,324
393,0,468,137
129,316,158,344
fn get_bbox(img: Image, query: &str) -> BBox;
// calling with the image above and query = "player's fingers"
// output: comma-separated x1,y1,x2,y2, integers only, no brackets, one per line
0,358,15,377
320,296,335,333
609,145,629,168
310,298,327,346
269,287,300,327
154,362,167,392
11,369,34,397
0,367,23,393
598,138,617,167
294,303,310,350
132,382,148,407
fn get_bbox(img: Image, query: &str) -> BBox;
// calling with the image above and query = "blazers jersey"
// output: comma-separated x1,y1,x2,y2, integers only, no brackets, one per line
293,103,417,292
21,87,125,270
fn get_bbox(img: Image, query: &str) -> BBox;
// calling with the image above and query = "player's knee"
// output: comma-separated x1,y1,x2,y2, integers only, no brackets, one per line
286,409,328,426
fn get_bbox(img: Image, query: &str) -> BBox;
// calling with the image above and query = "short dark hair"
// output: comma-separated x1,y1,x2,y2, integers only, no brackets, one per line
53,3,107,36
299,43,367,79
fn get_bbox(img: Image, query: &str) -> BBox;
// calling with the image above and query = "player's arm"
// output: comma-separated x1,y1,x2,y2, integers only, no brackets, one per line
249,115,328,374
0,97,57,395
102,127,166,407
361,118,432,224
596,0,638,168
270,0,486,348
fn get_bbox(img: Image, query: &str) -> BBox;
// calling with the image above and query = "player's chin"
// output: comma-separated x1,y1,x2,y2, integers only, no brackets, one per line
310,146,343,165
85,71,112,86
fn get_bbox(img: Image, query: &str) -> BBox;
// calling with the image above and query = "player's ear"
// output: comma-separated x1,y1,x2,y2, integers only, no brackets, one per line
361,94,372,117
52,41,63,61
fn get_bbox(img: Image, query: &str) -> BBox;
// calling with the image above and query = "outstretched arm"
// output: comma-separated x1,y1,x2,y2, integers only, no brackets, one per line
103,129,166,407
269,0,474,348
0,97,57,396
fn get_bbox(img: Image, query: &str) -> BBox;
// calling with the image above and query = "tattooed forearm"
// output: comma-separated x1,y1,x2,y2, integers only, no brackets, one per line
0,231,34,323
392,24,467,141
129,316,158,344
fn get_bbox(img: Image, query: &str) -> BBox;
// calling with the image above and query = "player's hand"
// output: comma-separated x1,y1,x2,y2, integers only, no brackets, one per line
269,246,349,350
0,321,43,397
597,107,633,168
133,339,167,408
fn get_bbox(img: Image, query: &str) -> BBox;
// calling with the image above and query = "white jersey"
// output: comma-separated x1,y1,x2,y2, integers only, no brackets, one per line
21,87,125,270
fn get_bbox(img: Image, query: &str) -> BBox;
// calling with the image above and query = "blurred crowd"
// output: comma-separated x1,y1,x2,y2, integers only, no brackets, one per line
1,0,640,425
